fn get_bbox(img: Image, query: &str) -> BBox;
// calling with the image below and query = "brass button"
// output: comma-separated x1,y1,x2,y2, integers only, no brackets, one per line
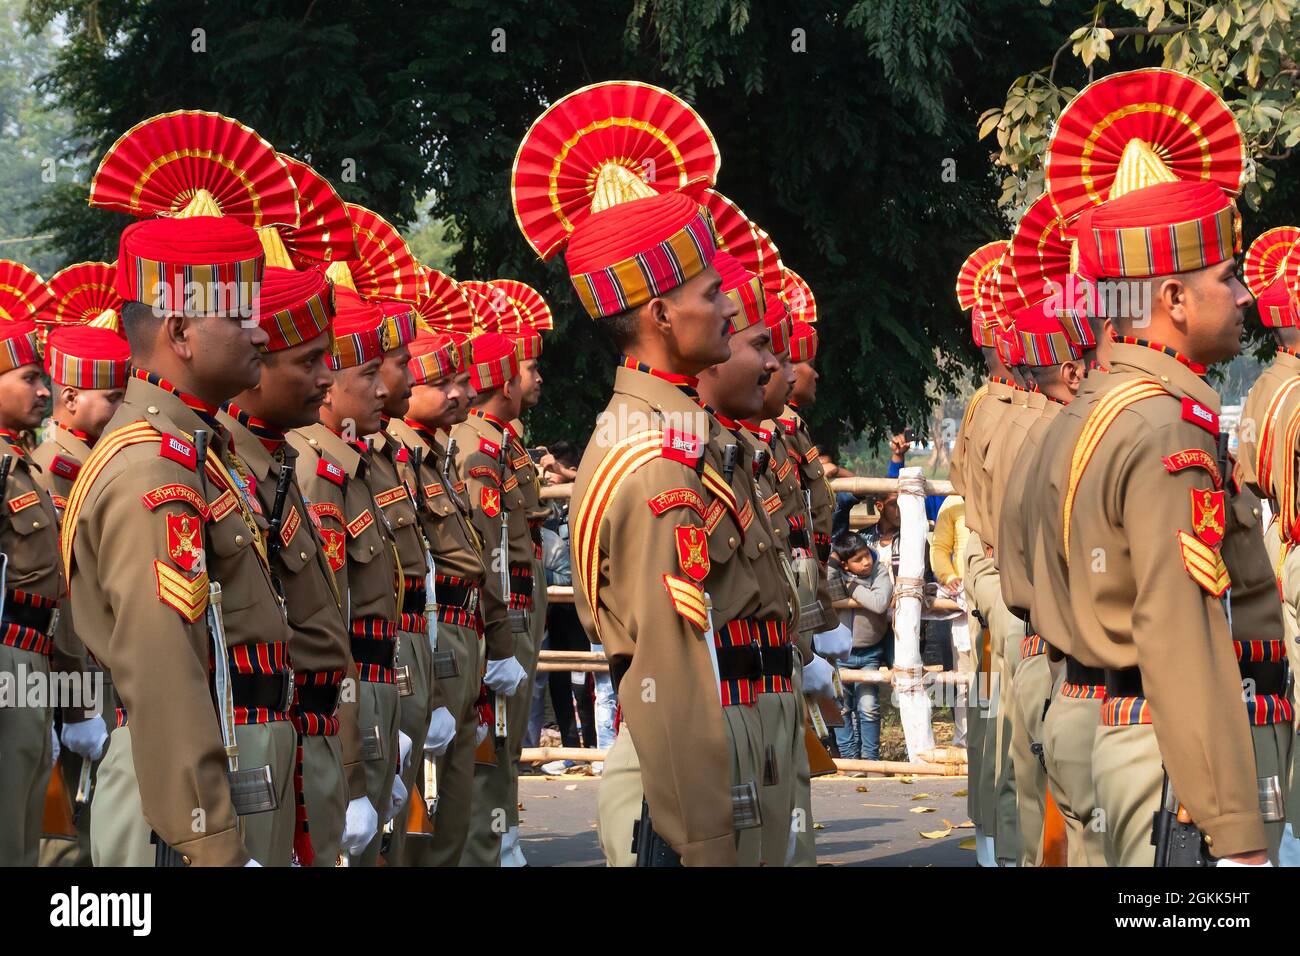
235,534,245,545
758,541,767,552
369,545,375,554
728,536,736,548
309,438,318,447
1159,376,1169,383
147,406,159,414
182,854,191,865
31,521,39,529
1204,835,1213,847
300,551,308,560
1253,508,1260,517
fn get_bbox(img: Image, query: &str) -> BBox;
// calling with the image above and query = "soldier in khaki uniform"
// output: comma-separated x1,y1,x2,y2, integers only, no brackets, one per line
1031,174,1283,866
453,331,534,867
219,266,378,866
67,216,295,866
994,293,1104,866
699,254,832,866
32,324,128,867
290,287,409,865
0,315,66,866
948,242,1015,863
360,300,434,868
390,326,486,866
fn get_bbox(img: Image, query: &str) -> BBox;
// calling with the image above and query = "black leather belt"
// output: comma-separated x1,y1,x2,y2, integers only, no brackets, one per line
1104,667,1143,698
3,597,53,635
760,644,795,679
401,585,427,615
716,644,763,682
788,529,810,550
293,681,341,716
508,568,534,598
610,657,630,695
231,671,294,713
1239,660,1286,696
434,581,478,609
1065,656,1105,686
349,637,396,669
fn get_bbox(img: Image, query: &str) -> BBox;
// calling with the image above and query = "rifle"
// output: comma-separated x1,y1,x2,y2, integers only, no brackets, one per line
0,453,13,619
264,449,296,609
410,446,455,680
632,798,682,867
495,438,517,748
1151,770,1213,866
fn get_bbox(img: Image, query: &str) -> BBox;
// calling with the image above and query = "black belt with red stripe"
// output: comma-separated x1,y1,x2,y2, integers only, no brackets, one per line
1107,658,1286,698
508,565,534,598
230,671,294,713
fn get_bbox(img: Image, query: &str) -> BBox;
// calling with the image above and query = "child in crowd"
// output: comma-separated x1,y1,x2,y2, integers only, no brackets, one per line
827,531,894,761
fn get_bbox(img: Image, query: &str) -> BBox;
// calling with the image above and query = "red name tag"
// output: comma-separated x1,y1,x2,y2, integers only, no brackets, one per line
1181,397,1219,435
346,509,374,538
159,433,197,470
479,437,501,459
49,455,81,480
317,458,346,485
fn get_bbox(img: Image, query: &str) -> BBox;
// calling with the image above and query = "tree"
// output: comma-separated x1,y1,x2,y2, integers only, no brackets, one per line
0,0,77,277
25,0,1082,450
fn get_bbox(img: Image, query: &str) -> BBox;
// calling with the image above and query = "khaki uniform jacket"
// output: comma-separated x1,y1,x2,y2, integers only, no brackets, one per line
31,427,92,721
572,365,749,865
981,386,1043,555
741,423,815,662
220,412,365,800
773,408,836,627
947,382,988,503
996,397,1063,622
450,411,535,662
388,418,487,711
1238,350,1300,503
1030,342,1279,855
67,378,292,866
368,428,427,582
289,425,399,627
953,380,1014,540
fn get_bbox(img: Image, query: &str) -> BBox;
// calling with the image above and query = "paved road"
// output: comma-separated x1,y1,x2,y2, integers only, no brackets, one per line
516,773,974,866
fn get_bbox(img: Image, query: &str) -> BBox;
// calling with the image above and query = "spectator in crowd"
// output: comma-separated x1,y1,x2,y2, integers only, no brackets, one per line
885,431,945,520
930,494,972,746
827,531,893,762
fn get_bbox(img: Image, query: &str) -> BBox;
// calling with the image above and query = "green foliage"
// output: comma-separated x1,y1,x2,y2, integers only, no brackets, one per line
25,0,1078,452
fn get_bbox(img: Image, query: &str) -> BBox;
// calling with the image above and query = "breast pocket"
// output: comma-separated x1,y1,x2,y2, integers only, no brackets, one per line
344,508,383,566
205,504,261,612
274,503,314,577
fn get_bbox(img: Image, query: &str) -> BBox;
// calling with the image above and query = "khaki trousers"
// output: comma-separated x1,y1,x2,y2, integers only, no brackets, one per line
0,644,53,866
755,688,800,867
356,680,400,866
407,622,482,867
300,733,347,866
1250,721,1291,864
1040,672,1106,866
790,657,817,866
1010,650,1052,866
985,585,1023,862
597,704,763,866
89,725,152,866
386,627,435,865
1092,722,1163,866
234,720,297,866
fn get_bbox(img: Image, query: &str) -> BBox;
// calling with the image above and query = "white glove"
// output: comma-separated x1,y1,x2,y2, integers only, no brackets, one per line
1217,856,1274,867
340,796,379,855
61,715,109,762
49,726,60,768
813,623,853,662
385,773,409,824
802,654,835,698
397,730,413,772
243,859,263,867
476,721,490,746
424,707,456,755
483,656,526,695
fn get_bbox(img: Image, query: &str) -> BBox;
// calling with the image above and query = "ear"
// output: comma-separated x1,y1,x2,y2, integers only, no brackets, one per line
60,385,78,416
1061,358,1084,391
162,313,195,361
1159,277,1188,325
646,296,672,340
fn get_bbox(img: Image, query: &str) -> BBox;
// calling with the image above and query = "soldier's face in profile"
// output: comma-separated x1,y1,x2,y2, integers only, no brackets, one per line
519,359,543,410
66,385,125,441
700,322,776,421
791,360,818,405
379,346,414,418
762,353,794,418
325,358,386,435
453,373,475,422
1181,260,1250,365
0,364,50,431
408,378,461,429
245,332,333,429
661,266,734,371
193,313,267,400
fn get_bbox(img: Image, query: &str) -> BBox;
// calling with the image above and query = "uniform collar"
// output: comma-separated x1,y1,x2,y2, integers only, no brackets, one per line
223,402,285,455
126,375,234,453
300,422,365,477
1274,348,1300,374
470,408,518,441
612,364,710,438
53,423,93,460
219,409,277,483
131,368,223,430
56,422,95,448
0,429,28,458
1106,341,1221,409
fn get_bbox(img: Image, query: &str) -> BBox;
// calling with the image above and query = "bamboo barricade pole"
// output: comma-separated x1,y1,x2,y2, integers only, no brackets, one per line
519,746,966,776
540,475,955,501
541,586,961,615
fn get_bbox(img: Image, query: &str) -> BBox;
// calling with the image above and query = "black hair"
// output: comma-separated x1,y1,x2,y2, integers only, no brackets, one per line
549,439,580,469
120,300,162,358
596,306,641,354
832,530,873,564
